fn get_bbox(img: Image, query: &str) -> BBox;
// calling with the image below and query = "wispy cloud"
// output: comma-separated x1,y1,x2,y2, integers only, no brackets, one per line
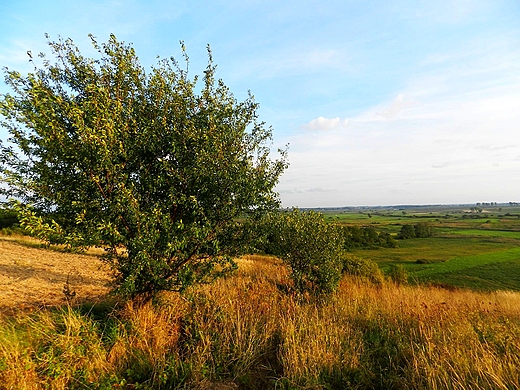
229,47,352,82
301,116,350,131
279,187,337,194
378,94,419,119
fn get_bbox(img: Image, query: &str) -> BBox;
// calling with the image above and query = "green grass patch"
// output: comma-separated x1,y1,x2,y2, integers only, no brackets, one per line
350,236,520,291
417,260,520,291
351,236,518,264
411,247,520,276
438,228,520,238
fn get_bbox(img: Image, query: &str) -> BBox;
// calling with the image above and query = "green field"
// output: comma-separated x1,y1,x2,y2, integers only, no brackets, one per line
321,204,520,291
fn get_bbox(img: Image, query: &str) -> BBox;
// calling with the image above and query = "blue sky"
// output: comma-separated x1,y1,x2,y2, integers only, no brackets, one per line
1,0,519,207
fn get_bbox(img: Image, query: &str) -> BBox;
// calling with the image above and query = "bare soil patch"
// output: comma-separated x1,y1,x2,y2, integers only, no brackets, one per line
0,236,111,314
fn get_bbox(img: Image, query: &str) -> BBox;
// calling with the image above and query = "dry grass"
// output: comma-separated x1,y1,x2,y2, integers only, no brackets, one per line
0,236,111,313
0,246,519,389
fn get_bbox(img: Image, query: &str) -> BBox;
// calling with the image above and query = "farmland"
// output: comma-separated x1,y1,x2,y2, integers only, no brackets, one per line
321,203,520,291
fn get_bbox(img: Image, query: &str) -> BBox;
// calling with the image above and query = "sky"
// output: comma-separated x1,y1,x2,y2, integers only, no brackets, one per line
1,0,519,207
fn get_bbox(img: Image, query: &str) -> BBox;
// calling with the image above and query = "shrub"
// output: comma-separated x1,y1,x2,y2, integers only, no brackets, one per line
341,226,397,249
398,222,433,239
263,209,344,295
397,224,416,239
341,254,385,285
379,231,397,248
414,222,434,238
415,259,433,264
0,207,19,230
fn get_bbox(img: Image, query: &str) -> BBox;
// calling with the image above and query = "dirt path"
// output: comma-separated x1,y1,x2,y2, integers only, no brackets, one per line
0,237,112,313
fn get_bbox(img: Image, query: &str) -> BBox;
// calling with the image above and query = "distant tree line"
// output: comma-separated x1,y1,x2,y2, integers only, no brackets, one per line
397,222,434,239
475,202,520,206
340,225,397,249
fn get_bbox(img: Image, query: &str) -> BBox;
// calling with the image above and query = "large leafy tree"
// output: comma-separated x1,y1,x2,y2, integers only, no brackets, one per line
0,34,287,300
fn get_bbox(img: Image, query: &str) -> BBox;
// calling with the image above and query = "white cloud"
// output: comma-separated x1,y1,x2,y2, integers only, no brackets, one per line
300,116,350,131
378,94,420,120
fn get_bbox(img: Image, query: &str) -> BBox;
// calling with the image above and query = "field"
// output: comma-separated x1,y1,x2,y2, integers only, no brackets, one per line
322,203,520,291
0,249,519,389
1,204,520,388
0,236,111,314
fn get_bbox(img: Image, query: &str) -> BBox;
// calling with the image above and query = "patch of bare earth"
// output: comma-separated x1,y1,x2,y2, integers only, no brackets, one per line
0,236,112,314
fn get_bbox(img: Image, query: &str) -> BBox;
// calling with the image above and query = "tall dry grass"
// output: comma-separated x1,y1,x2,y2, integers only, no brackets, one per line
0,254,519,389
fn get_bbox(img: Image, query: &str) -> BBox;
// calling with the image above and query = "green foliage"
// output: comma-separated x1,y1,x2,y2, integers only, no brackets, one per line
398,222,433,239
341,225,397,249
397,224,416,239
414,222,434,238
341,253,385,285
0,34,287,300
0,206,18,229
378,231,397,248
262,209,344,295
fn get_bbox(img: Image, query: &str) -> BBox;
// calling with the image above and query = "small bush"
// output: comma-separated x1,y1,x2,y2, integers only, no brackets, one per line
1,226,27,236
263,209,344,295
398,224,416,239
341,226,397,249
398,222,434,239
342,254,385,285
379,232,397,248
414,222,434,238
415,259,433,264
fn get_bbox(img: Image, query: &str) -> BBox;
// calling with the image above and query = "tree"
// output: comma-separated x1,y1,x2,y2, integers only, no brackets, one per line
341,254,384,285
397,224,416,239
398,223,433,239
414,222,433,238
263,209,344,295
0,34,287,300
378,231,397,248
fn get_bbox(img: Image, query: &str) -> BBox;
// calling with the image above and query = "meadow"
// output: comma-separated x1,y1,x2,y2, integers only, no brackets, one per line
0,204,520,389
323,204,520,292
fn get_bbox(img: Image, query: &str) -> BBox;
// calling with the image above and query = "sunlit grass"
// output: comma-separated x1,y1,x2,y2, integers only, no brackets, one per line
1,255,519,389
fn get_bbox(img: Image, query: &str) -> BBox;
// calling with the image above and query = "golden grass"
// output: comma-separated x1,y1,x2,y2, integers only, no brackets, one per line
0,250,519,389
0,237,111,313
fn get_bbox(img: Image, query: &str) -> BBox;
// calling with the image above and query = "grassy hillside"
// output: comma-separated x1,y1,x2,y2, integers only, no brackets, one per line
1,251,519,389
